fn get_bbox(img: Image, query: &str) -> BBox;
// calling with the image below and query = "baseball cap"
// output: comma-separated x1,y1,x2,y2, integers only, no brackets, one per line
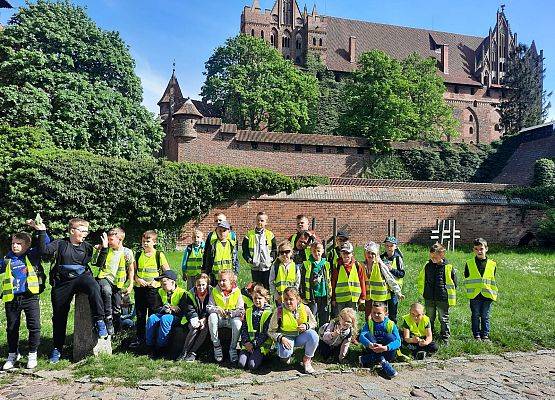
336,230,350,239
364,241,380,255
216,220,231,230
384,236,398,245
155,270,178,281
339,242,354,253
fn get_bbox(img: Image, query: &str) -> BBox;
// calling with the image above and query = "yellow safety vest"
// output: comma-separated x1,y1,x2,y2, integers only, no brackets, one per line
158,286,187,324
335,263,362,303
135,251,163,287
242,293,253,309
243,307,273,355
246,229,274,258
389,257,403,288
2,257,40,302
289,233,298,248
464,258,498,301
365,262,391,302
281,305,308,336
302,260,331,301
273,262,297,296
367,317,395,335
212,287,241,311
185,246,204,276
211,236,236,274
97,248,127,289
402,314,430,338
417,263,457,306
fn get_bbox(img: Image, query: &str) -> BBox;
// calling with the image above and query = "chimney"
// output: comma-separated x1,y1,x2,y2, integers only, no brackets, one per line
349,36,357,63
441,44,449,74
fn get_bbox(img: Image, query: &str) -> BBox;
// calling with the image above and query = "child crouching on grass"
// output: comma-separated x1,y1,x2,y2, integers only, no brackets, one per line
359,301,400,379
400,302,438,360
239,284,273,371
318,307,357,364
268,287,318,374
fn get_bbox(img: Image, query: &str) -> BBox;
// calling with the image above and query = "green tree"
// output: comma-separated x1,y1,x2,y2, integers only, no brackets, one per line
498,44,551,136
305,53,347,135
201,34,319,133
0,0,163,158
340,50,458,150
401,53,458,140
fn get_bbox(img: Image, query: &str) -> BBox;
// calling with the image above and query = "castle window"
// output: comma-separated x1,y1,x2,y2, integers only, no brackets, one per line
469,127,474,136
273,143,281,150
282,35,290,48
313,37,317,46
261,30,264,39
316,146,323,153
319,38,323,47
357,148,364,155
473,100,478,107
296,40,301,50
294,144,302,152
494,124,500,131
469,114,474,122
251,29,255,37
251,141,258,149
454,86,459,94
336,146,344,154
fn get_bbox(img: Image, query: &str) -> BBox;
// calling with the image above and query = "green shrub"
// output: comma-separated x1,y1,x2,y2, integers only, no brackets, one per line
363,154,413,180
538,208,555,246
0,149,301,246
533,158,555,186
503,185,555,206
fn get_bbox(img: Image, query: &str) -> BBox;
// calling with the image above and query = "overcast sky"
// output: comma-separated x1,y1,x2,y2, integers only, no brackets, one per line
1,0,553,121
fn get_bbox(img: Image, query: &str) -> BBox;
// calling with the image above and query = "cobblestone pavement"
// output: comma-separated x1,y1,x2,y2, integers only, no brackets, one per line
0,351,553,400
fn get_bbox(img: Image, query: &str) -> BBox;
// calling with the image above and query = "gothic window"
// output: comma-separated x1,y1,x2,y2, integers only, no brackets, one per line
469,114,474,122
319,38,323,46
454,86,459,94
473,100,478,107
483,72,489,86
286,55,290,60
296,33,302,50
251,29,255,36
500,33,506,58
282,32,291,48
313,37,317,46
469,127,474,136
271,28,278,48
283,1,292,25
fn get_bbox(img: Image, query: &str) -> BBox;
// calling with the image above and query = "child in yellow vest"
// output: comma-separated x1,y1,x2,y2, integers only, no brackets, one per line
241,212,277,289
207,269,244,363
267,287,318,374
238,284,273,370
145,270,185,352
400,302,438,360
96,227,134,335
269,241,300,304
181,229,205,289
1,231,48,370
464,238,497,341
301,242,331,327
331,242,366,316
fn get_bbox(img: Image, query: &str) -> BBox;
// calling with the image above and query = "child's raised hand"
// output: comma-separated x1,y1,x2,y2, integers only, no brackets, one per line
100,232,108,248
26,219,46,231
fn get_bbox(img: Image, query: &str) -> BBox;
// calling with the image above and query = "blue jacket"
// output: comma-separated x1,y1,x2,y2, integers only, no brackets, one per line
359,316,401,351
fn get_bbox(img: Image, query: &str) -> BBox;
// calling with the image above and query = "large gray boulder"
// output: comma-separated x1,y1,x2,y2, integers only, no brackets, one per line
73,293,112,361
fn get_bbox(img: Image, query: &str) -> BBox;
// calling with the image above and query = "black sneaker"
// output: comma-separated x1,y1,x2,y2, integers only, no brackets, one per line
105,318,115,336
415,351,426,360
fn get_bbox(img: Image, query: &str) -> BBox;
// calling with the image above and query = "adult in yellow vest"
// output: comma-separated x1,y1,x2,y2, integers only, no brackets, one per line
238,285,273,371
326,230,350,272
145,270,185,352
207,270,244,363
400,302,438,360
380,236,405,322
181,229,205,289
417,243,457,342
177,273,212,362
203,220,239,286
464,238,498,341
269,241,300,303
241,211,277,289
267,287,318,374
363,241,404,322
331,242,366,316
292,230,316,264
96,227,134,335
1,231,48,370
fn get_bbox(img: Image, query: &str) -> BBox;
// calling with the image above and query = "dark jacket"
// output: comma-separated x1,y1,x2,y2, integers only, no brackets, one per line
380,249,405,280
422,259,457,301
178,286,211,322
202,231,240,277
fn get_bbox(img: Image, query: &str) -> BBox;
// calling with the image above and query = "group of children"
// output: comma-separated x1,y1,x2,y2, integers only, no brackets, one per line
1,212,498,379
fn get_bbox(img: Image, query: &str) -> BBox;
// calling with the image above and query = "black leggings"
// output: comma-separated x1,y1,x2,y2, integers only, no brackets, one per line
134,286,161,340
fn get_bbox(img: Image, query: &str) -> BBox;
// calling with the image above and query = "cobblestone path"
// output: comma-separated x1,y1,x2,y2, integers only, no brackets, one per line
0,350,553,399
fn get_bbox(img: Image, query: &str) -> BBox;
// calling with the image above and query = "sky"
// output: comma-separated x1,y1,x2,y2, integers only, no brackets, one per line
1,0,554,121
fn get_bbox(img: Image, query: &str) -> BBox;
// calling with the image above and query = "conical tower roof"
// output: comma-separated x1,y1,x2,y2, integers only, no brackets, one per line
158,70,183,105
174,99,203,118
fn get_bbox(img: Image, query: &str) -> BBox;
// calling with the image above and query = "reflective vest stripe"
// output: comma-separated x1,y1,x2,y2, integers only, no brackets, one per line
365,262,391,301
303,260,331,301
136,251,161,283
244,308,273,355
2,257,40,302
281,305,308,336
464,258,497,301
185,246,203,276
212,238,235,273
97,248,127,289
274,263,297,295
158,287,187,324
247,229,274,254
335,264,362,303
417,263,457,306
212,287,241,311
402,314,429,338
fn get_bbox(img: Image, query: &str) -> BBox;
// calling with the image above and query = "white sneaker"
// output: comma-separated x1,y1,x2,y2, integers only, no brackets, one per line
2,353,21,370
27,352,38,369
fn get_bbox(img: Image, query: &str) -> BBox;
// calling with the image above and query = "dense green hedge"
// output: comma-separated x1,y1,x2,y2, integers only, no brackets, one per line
533,158,555,186
0,147,305,247
363,142,492,182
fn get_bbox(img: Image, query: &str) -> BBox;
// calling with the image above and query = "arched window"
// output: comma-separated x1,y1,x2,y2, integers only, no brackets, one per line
319,38,323,46
282,31,291,48
313,37,316,46
469,114,474,122
251,29,255,36
469,127,474,136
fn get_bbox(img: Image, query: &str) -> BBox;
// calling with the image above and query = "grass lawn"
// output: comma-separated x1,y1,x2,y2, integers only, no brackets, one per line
1,244,553,384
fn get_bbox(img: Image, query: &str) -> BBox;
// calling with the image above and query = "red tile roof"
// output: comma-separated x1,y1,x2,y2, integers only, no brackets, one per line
328,177,515,192
173,99,203,118
324,16,484,85
235,130,370,148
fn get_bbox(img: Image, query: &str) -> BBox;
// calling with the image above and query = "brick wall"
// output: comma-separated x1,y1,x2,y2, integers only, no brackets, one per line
179,188,543,247
174,126,367,177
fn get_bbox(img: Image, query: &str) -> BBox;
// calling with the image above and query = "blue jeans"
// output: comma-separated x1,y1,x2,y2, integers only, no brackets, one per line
360,332,397,366
470,298,493,337
277,330,319,358
145,313,177,348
